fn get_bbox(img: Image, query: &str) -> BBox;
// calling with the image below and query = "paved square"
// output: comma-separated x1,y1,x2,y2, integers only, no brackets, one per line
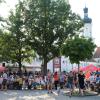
0,90,100,100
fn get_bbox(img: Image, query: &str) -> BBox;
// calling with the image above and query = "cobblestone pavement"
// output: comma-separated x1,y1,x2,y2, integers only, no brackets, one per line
0,90,100,100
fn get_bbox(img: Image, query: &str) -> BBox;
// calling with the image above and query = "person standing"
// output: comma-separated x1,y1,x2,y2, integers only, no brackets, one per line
54,72,59,90
46,70,53,93
67,71,74,97
59,72,65,89
78,71,85,96
0,75,3,90
2,71,8,91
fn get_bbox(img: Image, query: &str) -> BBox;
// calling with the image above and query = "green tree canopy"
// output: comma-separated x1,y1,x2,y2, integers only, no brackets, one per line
0,1,35,70
62,36,96,71
23,0,83,74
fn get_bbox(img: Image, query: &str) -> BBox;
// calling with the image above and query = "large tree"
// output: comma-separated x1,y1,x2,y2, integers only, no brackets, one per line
62,36,96,72
23,0,83,75
0,1,35,70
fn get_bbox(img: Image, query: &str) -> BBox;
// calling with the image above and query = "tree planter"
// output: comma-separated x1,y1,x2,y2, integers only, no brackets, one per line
64,90,98,97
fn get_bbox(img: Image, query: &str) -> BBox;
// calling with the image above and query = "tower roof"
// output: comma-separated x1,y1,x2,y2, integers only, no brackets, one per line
83,7,92,23
84,7,88,13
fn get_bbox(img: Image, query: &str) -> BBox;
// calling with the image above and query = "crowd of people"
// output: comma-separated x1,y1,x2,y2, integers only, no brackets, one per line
0,69,100,96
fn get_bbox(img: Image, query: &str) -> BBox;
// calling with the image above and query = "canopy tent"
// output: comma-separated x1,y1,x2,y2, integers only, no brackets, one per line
83,64,99,79
72,64,100,72
82,64,100,79
82,64,99,72
72,64,100,79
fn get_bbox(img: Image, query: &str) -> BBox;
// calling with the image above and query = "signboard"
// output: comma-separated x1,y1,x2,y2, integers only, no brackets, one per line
53,57,61,68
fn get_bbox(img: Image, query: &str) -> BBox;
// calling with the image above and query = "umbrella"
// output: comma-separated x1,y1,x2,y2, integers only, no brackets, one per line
0,65,6,72
82,64,99,79
98,68,100,71
82,64,98,72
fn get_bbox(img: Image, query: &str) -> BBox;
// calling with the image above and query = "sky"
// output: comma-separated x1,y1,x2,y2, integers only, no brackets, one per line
0,0,100,46
69,0,100,46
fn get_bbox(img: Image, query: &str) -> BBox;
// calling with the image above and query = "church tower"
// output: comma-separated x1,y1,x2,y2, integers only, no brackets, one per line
83,7,92,38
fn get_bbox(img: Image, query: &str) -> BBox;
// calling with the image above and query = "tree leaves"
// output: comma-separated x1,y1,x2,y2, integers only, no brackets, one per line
62,36,96,64
24,0,83,61
0,1,35,67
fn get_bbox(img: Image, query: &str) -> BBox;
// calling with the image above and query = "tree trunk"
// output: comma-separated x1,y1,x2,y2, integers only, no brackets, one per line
18,60,22,73
78,63,81,93
72,64,73,70
42,57,47,76
78,63,80,74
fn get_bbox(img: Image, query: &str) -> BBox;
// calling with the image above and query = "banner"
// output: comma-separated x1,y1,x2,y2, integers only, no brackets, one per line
53,57,61,68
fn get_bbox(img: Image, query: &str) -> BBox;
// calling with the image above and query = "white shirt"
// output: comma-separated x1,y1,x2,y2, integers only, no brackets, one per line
35,78,40,83
3,73,8,80
0,77,3,84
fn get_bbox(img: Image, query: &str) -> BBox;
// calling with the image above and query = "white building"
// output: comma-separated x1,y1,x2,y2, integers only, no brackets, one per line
83,7,92,38
47,56,97,73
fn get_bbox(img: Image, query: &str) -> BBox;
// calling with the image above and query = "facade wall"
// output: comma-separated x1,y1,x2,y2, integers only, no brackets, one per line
47,56,97,72
84,23,92,38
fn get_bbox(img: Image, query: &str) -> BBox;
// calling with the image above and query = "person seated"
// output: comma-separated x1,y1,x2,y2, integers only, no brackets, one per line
95,75,100,93
8,75,14,90
96,75,100,84
18,76,23,90
35,76,40,84
15,76,20,90
40,76,46,89
28,76,33,90
0,76,3,90
1,71,8,91
22,76,28,90
31,78,37,89
31,76,40,89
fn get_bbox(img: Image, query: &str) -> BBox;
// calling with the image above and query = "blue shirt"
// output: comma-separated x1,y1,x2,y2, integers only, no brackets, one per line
96,77,100,83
